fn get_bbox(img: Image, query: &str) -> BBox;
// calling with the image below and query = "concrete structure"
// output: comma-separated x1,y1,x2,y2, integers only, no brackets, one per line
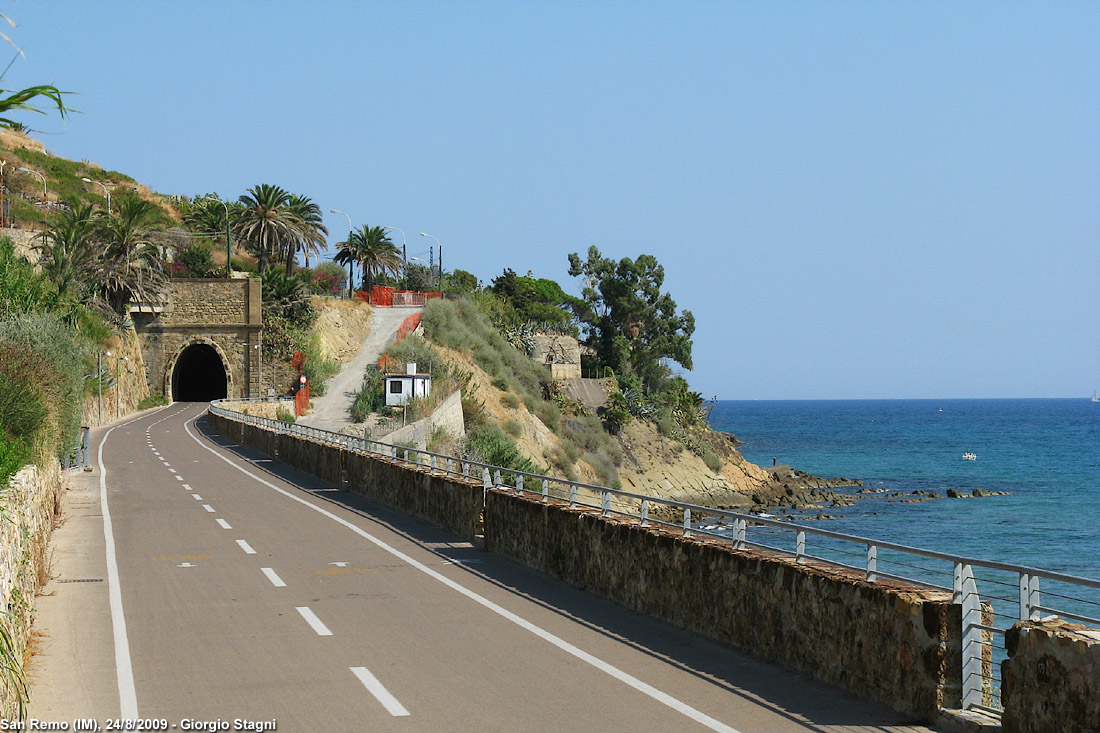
131,278,262,401
377,389,464,450
384,362,432,407
533,334,582,380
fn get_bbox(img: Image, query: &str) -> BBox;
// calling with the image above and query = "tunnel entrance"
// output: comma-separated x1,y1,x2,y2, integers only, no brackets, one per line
172,343,228,402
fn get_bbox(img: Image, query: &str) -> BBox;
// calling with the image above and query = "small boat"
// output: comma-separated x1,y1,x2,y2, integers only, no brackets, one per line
1092,391,1099,403
962,452,977,461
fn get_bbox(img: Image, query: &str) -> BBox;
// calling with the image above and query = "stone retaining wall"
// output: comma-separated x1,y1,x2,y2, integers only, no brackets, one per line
208,409,964,721
2,463,63,718
208,411,482,540
378,390,465,450
1001,618,1100,732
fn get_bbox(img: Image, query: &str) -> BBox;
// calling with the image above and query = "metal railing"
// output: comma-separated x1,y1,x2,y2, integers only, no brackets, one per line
208,399,1100,714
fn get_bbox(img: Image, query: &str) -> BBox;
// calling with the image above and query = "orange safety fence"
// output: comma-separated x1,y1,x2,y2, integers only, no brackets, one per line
360,286,443,307
377,312,422,369
295,381,310,417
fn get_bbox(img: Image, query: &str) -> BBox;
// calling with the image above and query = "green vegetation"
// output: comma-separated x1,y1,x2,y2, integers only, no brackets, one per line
137,395,169,410
276,406,296,423
333,225,402,294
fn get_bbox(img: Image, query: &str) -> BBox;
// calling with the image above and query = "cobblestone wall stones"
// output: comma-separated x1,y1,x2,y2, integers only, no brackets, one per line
1002,618,1100,732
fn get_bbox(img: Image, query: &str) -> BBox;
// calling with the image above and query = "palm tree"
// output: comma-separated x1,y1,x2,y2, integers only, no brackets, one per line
349,225,403,293
285,194,328,275
332,242,357,299
97,197,167,314
233,184,299,275
34,202,102,303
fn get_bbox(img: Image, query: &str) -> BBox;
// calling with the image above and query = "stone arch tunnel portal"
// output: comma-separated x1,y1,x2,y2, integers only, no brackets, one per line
172,343,228,402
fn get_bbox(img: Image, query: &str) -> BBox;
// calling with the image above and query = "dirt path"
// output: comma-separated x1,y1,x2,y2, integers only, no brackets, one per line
298,306,420,433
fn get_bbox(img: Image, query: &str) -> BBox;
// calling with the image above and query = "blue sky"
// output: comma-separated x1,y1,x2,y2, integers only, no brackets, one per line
6,2,1098,399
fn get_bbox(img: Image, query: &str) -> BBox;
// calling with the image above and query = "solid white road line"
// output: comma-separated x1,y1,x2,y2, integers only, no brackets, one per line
261,568,286,587
202,504,215,513
216,518,232,530
295,606,332,636
185,415,740,733
236,539,257,554
100,409,179,719
350,666,411,717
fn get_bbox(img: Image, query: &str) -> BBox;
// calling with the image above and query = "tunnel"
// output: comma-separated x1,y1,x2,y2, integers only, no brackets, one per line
171,343,228,402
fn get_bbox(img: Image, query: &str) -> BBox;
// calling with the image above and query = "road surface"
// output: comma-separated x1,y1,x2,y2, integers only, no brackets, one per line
298,305,420,434
29,403,938,732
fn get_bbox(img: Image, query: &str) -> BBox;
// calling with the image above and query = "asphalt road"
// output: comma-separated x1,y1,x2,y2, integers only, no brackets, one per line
29,403,937,732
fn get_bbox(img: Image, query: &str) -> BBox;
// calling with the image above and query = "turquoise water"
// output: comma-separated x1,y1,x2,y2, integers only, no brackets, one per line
707,399,1100,579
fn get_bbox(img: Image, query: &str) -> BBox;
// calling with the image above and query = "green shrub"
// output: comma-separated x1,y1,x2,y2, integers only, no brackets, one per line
0,420,30,488
137,395,169,410
0,314,87,460
500,393,520,410
464,424,540,475
503,420,522,437
350,368,385,423
703,450,722,473
276,406,296,423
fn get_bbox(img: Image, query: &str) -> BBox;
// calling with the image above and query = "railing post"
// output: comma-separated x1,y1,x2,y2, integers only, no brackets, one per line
1020,573,1041,621
683,507,692,537
601,491,611,517
430,454,437,473
796,531,806,563
541,479,549,503
516,474,523,496
734,518,745,550
494,469,502,488
955,562,982,709
569,484,577,508
866,544,878,582
640,500,649,527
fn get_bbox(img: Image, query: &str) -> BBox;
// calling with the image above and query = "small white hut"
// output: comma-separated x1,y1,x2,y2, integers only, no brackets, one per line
384,362,432,407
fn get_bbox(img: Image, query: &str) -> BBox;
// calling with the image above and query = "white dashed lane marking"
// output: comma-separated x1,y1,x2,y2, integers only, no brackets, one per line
215,519,232,530
261,568,286,587
236,540,256,555
295,607,332,636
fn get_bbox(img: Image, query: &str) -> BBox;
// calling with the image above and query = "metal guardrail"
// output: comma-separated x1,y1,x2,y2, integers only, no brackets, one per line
208,398,1100,714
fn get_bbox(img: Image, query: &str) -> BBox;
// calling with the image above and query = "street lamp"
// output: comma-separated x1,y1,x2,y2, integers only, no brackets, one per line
114,356,129,418
97,351,111,424
18,167,46,203
330,208,354,298
82,177,112,214
383,226,407,287
202,195,232,279
419,232,441,287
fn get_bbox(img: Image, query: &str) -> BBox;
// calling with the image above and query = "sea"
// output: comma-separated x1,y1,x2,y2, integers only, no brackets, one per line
707,399,1100,581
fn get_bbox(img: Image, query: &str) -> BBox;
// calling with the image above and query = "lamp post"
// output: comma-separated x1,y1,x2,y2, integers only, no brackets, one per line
0,159,6,227
383,226,407,288
82,177,112,214
115,356,129,418
419,232,441,287
202,195,232,279
98,351,111,424
18,167,46,203
331,208,354,298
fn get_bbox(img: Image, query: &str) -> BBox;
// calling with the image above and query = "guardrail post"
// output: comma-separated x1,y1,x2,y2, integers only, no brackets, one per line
683,508,692,537
796,531,806,563
430,454,437,473
955,562,982,709
734,518,745,550
601,491,611,517
541,479,549,503
640,500,649,527
1019,573,1041,621
516,474,523,496
569,484,577,508
866,544,878,582
493,469,502,488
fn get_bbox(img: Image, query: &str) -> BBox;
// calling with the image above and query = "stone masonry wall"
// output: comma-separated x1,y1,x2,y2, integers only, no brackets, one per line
1,463,63,718
1001,618,1100,732
163,279,254,325
484,492,961,720
209,407,964,721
